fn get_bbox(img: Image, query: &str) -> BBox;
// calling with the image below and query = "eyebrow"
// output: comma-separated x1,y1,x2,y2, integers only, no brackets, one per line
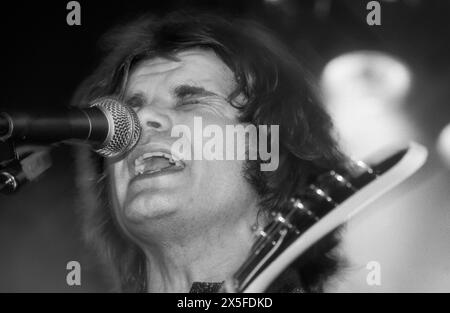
173,85,220,99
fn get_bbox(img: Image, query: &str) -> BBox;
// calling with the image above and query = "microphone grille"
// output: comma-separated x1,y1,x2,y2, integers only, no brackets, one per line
90,97,141,158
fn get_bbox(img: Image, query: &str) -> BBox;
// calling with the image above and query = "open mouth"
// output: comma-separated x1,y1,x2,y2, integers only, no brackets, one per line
134,152,185,177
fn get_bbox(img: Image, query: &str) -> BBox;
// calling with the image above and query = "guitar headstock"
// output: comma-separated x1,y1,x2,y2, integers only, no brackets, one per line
224,143,426,292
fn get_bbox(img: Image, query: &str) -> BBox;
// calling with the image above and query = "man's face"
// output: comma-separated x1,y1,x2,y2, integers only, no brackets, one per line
111,49,258,239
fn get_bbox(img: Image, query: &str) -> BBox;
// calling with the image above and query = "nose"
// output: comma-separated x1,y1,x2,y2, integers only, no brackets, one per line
136,105,173,140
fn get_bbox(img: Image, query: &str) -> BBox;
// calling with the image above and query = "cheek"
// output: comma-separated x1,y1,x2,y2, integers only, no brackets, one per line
199,160,248,199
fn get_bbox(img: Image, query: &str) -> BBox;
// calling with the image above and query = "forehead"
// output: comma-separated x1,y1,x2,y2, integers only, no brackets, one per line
126,49,236,97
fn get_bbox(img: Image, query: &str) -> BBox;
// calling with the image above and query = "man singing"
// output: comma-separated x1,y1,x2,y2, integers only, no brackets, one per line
72,11,346,293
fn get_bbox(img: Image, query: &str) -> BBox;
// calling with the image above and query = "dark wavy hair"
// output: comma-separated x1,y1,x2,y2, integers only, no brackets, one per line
71,11,347,292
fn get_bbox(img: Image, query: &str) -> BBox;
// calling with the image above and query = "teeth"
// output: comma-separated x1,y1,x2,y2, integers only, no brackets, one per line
134,151,185,176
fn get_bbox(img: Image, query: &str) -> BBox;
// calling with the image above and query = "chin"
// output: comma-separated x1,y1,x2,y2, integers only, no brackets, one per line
122,191,179,223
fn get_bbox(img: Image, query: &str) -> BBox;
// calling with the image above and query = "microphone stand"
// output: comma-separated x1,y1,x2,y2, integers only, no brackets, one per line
0,139,52,194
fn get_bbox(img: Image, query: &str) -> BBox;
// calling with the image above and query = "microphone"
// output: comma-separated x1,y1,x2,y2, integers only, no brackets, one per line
0,97,141,158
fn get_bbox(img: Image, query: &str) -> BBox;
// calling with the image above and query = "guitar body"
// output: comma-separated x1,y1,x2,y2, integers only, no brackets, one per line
223,142,428,293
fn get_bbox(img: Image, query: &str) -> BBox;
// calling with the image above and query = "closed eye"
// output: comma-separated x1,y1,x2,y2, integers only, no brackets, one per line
125,94,146,109
176,97,201,108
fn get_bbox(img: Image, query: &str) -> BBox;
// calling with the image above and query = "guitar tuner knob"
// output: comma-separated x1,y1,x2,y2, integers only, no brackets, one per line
310,185,334,203
316,171,356,190
330,171,352,186
291,198,319,222
290,198,304,209
274,212,286,223
269,212,295,230
352,159,376,175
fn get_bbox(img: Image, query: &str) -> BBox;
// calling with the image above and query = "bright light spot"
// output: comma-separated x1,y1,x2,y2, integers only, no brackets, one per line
321,51,415,158
437,123,450,169
322,51,411,109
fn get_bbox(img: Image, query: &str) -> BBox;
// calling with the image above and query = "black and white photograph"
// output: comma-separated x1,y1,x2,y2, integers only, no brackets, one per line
0,0,449,296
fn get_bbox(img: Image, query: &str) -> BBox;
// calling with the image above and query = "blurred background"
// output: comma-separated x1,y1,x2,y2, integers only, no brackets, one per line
0,0,449,292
